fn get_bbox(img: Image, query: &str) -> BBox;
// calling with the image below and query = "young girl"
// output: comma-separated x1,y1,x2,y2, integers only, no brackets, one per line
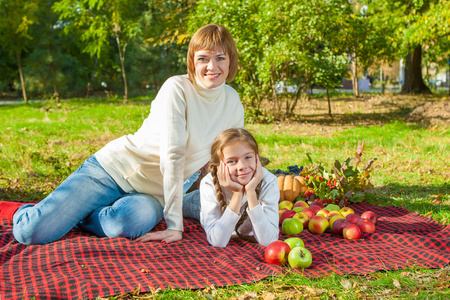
3,24,244,245
199,128,280,247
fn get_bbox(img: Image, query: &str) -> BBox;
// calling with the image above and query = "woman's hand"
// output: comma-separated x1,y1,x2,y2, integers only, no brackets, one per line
245,155,263,194
135,229,182,244
218,161,244,193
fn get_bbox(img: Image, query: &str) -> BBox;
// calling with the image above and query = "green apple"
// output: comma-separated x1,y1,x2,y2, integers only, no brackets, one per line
288,246,313,268
282,218,303,235
278,200,294,210
340,207,355,217
324,203,340,212
284,237,305,249
293,207,305,213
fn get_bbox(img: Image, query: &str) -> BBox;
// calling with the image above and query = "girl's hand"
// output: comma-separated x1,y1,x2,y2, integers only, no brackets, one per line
135,229,182,244
218,161,244,193
245,155,263,193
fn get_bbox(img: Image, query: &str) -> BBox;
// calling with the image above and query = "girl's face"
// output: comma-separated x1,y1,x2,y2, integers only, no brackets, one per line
222,141,256,186
194,49,230,89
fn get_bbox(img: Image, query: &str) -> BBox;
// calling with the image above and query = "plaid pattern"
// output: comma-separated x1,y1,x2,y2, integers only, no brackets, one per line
1,202,449,299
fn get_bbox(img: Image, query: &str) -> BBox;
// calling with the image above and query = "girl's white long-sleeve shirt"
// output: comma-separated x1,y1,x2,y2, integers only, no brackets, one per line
94,75,244,232
199,168,280,247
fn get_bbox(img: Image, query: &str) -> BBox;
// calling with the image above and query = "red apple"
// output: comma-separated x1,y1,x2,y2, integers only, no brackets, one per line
329,214,345,229
356,218,376,233
308,215,329,234
279,208,288,219
346,213,361,224
310,201,324,209
293,200,309,208
288,246,313,269
309,205,322,214
340,207,355,217
280,210,297,225
264,240,291,266
361,211,378,225
331,218,350,236
316,209,330,218
301,208,315,219
343,224,362,240
293,211,310,228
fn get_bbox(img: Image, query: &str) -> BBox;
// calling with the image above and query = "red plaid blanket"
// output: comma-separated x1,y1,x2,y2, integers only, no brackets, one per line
1,202,449,299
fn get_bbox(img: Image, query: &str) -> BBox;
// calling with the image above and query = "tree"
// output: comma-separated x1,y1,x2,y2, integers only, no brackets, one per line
313,49,348,117
191,0,353,119
140,0,196,90
53,0,143,102
371,0,450,94
0,0,39,103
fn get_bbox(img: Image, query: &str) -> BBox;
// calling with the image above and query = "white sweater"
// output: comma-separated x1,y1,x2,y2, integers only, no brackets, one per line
95,75,244,231
200,168,280,247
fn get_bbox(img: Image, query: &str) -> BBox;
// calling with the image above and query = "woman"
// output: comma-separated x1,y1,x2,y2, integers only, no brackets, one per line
6,24,244,245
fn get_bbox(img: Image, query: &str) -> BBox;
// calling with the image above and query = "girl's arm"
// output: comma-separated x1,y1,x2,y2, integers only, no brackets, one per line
200,176,242,247
246,168,280,247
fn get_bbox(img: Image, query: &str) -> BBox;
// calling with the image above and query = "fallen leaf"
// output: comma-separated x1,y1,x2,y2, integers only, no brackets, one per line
430,199,441,205
382,289,392,294
263,293,276,300
393,279,401,289
424,211,433,218
239,291,257,299
341,279,352,289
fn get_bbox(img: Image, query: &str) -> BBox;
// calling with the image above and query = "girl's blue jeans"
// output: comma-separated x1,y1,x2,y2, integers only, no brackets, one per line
12,155,201,245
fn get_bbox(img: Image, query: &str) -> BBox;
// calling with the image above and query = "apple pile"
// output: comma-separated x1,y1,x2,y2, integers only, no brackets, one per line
279,198,378,240
264,237,312,269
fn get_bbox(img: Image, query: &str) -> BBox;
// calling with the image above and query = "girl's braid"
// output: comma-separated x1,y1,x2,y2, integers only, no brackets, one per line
234,181,262,238
210,164,227,213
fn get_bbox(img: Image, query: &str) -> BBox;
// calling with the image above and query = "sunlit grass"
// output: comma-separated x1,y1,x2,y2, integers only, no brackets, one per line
0,97,449,299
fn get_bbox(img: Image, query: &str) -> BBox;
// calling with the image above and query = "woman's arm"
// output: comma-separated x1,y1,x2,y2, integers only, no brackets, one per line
140,78,187,243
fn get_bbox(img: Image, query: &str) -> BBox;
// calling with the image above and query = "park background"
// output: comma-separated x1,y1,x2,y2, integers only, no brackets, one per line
1,0,449,299
1,0,449,108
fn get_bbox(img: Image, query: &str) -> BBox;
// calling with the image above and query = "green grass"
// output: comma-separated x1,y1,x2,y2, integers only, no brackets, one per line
0,97,449,299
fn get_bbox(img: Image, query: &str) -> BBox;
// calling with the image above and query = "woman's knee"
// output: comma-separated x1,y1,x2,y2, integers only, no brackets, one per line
100,196,164,239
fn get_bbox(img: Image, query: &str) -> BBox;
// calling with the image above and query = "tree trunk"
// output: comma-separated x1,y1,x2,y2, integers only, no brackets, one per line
327,89,332,117
401,44,431,94
114,23,128,103
351,52,359,97
48,41,59,103
116,37,128,103
14,46,28,103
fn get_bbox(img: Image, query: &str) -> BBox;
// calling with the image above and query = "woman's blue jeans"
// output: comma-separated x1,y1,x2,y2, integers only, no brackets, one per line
12,155,201,245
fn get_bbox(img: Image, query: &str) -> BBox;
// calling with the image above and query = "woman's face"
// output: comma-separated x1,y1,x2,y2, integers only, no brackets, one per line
194,49,230,89
222,142,256,186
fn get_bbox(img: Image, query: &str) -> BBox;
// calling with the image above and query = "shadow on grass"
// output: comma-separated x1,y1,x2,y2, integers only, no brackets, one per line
0,187,46,203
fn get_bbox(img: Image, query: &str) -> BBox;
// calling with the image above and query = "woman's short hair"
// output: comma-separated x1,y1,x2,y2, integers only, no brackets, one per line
187,24,238,84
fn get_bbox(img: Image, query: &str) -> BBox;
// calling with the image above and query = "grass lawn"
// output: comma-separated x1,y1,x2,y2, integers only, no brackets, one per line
0,94,449,299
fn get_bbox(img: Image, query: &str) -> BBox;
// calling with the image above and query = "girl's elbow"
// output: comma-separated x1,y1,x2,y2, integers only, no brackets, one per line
207,235,228,248
209,240,228,248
